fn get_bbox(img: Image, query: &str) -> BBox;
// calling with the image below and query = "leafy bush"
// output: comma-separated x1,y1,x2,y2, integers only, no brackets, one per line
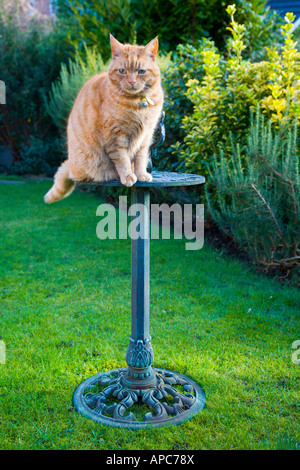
206,108,300,277
158,2,280,171
159,40,216,172
46,47,107,131
11,136,65,176
57,0,279,60
177,6,299,175
0,0,70,173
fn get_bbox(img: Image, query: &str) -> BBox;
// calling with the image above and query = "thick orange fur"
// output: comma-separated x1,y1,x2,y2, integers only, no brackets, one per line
44,36,163,203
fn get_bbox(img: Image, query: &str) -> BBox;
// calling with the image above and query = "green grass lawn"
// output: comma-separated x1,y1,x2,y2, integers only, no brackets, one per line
0,177,299,450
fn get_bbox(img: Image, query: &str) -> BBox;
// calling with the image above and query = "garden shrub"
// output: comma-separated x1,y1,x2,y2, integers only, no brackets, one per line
56,0,279,60
11,136,64,176
160,40,216,172
177,6,299,175
0,0,70,173
159,1,280,171
206,108,300,277
46,47,107,131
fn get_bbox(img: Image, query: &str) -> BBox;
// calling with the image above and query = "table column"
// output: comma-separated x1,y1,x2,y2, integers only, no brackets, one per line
125,187,155,388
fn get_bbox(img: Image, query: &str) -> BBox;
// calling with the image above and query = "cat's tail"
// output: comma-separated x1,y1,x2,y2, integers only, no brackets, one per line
44,160,75,204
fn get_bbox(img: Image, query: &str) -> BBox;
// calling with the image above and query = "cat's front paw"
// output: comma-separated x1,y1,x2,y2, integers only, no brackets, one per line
121,173,137,187
136,172,152,182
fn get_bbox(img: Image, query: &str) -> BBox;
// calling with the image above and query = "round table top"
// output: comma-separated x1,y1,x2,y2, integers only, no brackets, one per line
75,171,205,188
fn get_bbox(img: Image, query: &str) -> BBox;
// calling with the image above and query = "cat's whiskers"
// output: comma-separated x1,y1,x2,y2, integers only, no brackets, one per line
142,85,151,97
110,86,123,100
114,87,124,106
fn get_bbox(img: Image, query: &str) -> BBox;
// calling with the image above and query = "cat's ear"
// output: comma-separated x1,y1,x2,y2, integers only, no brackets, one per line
144,37,159,60
110,34,124,59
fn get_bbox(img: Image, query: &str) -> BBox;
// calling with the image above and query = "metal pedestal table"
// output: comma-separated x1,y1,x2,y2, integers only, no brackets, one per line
73,171,205,428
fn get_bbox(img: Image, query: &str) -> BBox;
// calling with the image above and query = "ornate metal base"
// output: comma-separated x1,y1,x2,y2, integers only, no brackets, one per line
72,179,206,428
73,367,205,429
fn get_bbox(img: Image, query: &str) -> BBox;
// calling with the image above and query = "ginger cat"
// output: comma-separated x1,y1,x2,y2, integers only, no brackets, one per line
44,35,164,203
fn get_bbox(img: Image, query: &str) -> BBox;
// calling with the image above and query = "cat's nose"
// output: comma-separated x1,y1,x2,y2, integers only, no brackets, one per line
128,79,136,86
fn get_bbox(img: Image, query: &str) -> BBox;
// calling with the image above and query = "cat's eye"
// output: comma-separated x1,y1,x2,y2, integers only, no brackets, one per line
138,69,146,75
119,68,127,74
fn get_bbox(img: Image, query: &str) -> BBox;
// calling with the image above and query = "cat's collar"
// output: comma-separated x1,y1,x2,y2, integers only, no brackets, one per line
140,96,155,108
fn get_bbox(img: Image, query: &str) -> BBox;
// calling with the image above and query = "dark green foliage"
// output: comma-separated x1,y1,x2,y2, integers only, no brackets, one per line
56,0,279,61
57,0,212,60
0,9,70,172
206,108,300,277
11,136,66,176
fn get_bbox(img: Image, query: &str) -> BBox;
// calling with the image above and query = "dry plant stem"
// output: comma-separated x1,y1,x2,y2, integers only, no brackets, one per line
259,155,298,226
249,182,289,250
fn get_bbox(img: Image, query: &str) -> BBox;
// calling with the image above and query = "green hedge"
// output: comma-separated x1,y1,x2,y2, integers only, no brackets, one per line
56,0,279,60
0,2,70,174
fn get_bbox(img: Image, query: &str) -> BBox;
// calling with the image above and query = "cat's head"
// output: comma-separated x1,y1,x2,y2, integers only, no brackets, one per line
107,35,160,96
